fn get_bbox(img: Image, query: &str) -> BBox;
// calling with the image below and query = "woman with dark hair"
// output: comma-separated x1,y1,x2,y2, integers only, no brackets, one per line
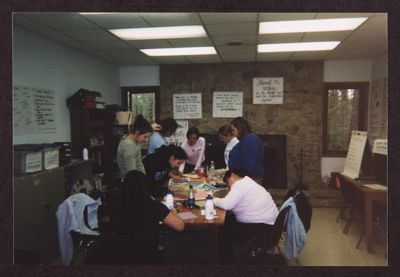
117,114,154,177
214,168,278,263
179,127,206,173
218,125,239,168
147,117,179,155
118,170,184,264
228,117,265,184
143,144,187,198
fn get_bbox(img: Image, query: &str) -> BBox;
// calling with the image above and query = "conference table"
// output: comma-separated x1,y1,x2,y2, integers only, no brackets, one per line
338,173,387,254
169,174,228,263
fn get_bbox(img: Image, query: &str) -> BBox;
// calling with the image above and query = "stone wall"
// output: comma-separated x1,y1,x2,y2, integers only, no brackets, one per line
368,78,387,146
160,61,324,188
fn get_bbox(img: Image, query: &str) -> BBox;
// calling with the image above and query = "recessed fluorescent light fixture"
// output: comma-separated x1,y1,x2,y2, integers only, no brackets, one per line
109,26,207,40
259,17,368,34
140,47,217,56
258,41,341,53
79,13,112,14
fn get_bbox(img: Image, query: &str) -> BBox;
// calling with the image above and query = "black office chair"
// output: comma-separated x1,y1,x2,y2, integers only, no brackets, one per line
236,188,312,264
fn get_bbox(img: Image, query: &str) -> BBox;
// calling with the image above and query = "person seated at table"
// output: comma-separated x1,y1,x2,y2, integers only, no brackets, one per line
228,117,264,185
213,168,279,263
116,114,154,177
143,144,188,199
218,125,239,169
118,170,184,264
147,117,179,155
178,127,206,174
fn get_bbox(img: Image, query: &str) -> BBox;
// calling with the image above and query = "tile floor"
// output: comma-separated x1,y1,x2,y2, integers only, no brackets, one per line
285,208,387,266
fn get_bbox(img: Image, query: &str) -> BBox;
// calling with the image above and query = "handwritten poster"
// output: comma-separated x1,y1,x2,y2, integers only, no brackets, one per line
166,120,188,146
173,93,202,119
13,86,57,136
253,77,284,104
212,91,243,118
342,131,368,179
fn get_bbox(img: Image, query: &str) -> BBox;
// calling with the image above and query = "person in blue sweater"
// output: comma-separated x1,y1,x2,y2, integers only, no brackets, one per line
228,117,265,185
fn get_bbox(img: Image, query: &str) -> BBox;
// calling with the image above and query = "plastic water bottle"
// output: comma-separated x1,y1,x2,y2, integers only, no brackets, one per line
83,148,88,160
208,161,215,179
188,185,195,209
165,190,174,210
210,161,215,171
205,193,214,220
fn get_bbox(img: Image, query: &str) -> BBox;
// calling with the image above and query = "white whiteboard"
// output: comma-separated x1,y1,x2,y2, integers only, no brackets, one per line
253,77,284,104
13,86,57,136
212,91,243,118
173,93,202,119
342,131,368,179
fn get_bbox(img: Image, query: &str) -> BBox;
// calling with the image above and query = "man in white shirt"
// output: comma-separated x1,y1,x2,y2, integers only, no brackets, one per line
218,125,239,169
214,168,279,263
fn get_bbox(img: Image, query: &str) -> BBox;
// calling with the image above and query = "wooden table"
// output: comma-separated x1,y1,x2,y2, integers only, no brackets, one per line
179,207,226,264
339,174,387,253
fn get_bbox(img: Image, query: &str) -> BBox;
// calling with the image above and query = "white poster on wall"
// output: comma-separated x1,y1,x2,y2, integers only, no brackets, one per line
253,77,284,104
13,86,57,136
173,93,202,119
166,120,189,146
212,91,243,118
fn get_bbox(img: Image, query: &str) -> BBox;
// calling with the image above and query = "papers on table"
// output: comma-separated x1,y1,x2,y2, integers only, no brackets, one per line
200,209,217,216
178,211,197,220
362,184,387,191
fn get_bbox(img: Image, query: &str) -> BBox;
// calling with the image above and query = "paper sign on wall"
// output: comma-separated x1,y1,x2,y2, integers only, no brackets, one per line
13,86,57,136
372,139,387,155
253,77,284,104
212,91,243,118
173,93,202,119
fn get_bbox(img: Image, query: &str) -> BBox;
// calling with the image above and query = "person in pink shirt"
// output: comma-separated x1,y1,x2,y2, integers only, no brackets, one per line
179,127,206,174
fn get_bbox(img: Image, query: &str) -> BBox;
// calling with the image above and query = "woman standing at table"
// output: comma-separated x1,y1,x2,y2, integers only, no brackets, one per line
218,125,239,169
147,117,179,155
143,144,187,199
228,117,264,185
116,114,154,177
179,127,206,174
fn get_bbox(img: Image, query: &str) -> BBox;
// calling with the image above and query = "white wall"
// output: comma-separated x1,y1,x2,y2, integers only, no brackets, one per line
371,54,387,81
13,27,121,144
321,59,373,178
119,66,160,87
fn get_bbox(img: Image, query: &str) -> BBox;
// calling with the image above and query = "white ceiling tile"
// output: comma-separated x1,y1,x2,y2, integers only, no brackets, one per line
213,35,256,46
139,13,202,26
217,45,256,54
206,23,257,36
346,29,387,42
62,29,117,41
85,40,132,50
357,14,387,31
258,33,303,44
36,29,78,43
302,31,352,42
105,49,147,58
24,13,99,30
151,56,190,64
125,40,172,49
81,13,150,29
200,13,257,24
336,39,381,50
169,37,213,47
13,14,49,31
257,52,292,61
258,13,316,21
220,53,256,62
186,55,222,64
60,40,98,52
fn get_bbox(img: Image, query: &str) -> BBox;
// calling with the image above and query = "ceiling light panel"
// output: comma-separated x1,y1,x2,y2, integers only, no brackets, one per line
140,47,217,56
259,17,368,34
258,41,341,53
109,25,207,40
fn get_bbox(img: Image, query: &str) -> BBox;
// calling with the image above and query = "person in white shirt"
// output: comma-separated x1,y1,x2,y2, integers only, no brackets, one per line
214,168,279,263
179,127,206,173
218,125,239,169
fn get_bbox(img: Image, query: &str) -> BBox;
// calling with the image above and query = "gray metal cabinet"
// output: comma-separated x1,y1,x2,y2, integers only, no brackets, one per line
14,167,64,264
